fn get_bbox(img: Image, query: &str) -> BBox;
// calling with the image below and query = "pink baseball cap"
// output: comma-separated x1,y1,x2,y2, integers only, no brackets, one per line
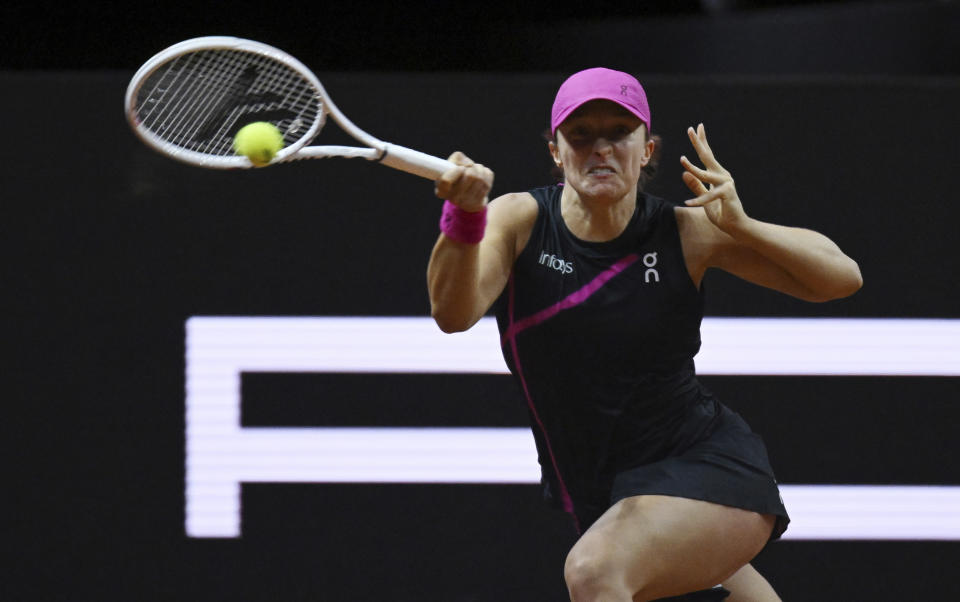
550,67,651,135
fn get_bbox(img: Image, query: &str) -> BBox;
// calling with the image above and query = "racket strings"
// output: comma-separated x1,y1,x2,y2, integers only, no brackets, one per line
141,50,238,152
134,48,322,157
166,50,247,150
154,51,239,152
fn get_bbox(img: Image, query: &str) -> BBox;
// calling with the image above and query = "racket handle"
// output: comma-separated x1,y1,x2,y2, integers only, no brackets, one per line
379,144,456,180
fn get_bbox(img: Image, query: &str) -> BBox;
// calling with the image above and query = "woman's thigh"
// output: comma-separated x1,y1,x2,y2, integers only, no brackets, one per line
566,494,776,601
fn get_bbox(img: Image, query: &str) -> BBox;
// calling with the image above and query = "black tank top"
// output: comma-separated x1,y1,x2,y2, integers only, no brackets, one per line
494,184,717,528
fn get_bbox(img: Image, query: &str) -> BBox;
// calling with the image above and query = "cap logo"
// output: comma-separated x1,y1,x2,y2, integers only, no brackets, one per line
621,85,628,96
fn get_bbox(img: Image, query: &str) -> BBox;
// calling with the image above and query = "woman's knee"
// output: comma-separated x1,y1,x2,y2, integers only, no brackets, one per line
564,542,636,601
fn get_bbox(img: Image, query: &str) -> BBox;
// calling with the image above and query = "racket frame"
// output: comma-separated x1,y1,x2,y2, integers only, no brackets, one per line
125,36,454,179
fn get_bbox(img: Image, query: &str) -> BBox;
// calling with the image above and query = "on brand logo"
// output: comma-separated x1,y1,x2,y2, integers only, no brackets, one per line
643,252,660,283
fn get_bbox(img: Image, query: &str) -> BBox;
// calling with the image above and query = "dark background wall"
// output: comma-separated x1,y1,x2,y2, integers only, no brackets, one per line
6,1,960,600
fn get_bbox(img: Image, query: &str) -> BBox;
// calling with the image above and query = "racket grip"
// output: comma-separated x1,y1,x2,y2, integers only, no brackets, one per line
379,143,456,180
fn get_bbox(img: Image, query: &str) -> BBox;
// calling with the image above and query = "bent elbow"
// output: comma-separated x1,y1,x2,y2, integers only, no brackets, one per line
837,260,864,299
808,263,863,302
849,266,864,295
434,319,471,334
431,307,475,334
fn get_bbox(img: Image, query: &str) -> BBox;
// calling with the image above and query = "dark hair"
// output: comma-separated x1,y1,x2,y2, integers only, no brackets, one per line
542,126,662,190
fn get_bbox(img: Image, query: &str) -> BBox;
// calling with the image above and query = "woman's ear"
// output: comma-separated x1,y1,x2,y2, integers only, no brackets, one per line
641,136,655,167
548,140,561,167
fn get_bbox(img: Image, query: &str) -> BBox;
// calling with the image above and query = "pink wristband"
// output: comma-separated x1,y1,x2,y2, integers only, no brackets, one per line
440,200,487,244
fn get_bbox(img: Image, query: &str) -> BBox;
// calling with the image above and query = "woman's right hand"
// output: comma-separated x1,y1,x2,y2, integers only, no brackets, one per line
435,151,494,213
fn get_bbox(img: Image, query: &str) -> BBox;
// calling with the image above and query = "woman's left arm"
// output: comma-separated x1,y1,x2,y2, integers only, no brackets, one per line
680,124,863,302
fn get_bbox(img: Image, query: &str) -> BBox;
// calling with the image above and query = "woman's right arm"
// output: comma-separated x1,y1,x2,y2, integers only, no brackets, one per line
427,153,536,333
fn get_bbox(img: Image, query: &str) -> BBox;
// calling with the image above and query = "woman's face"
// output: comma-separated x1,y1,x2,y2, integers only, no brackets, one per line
550,100,653,203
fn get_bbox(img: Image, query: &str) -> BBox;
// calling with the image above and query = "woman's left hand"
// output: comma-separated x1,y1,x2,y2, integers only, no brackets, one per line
680,124,747,234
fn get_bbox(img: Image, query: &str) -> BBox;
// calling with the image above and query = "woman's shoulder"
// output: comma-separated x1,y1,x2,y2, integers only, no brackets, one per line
488,191,541,258
488,191,539,223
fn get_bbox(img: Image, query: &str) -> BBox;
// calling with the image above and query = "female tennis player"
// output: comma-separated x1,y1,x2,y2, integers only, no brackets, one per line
427,68,862,602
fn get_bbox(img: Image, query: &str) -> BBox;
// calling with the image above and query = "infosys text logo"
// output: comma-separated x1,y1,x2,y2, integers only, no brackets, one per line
538,250,574,274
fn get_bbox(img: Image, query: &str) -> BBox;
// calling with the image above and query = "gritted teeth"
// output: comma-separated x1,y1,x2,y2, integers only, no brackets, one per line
589,166,615,174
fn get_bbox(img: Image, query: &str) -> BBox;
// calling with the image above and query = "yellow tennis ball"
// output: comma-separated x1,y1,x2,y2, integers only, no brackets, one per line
233,122,284,166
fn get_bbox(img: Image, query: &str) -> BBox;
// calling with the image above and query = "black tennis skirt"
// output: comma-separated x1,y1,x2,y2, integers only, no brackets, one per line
593,402,790,541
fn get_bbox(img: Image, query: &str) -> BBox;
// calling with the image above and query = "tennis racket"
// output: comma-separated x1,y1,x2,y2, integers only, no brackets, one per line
124,36,455,178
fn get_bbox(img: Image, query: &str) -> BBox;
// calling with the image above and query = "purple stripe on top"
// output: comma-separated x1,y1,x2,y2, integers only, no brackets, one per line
502,253,639,345
502,253,639,533
504,273,577,527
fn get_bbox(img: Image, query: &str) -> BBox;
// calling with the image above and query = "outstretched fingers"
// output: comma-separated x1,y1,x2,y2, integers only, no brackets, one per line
680,124,737,207
681,170,708,196
680,154,727,187
686,123,725,171
684,180,735,207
